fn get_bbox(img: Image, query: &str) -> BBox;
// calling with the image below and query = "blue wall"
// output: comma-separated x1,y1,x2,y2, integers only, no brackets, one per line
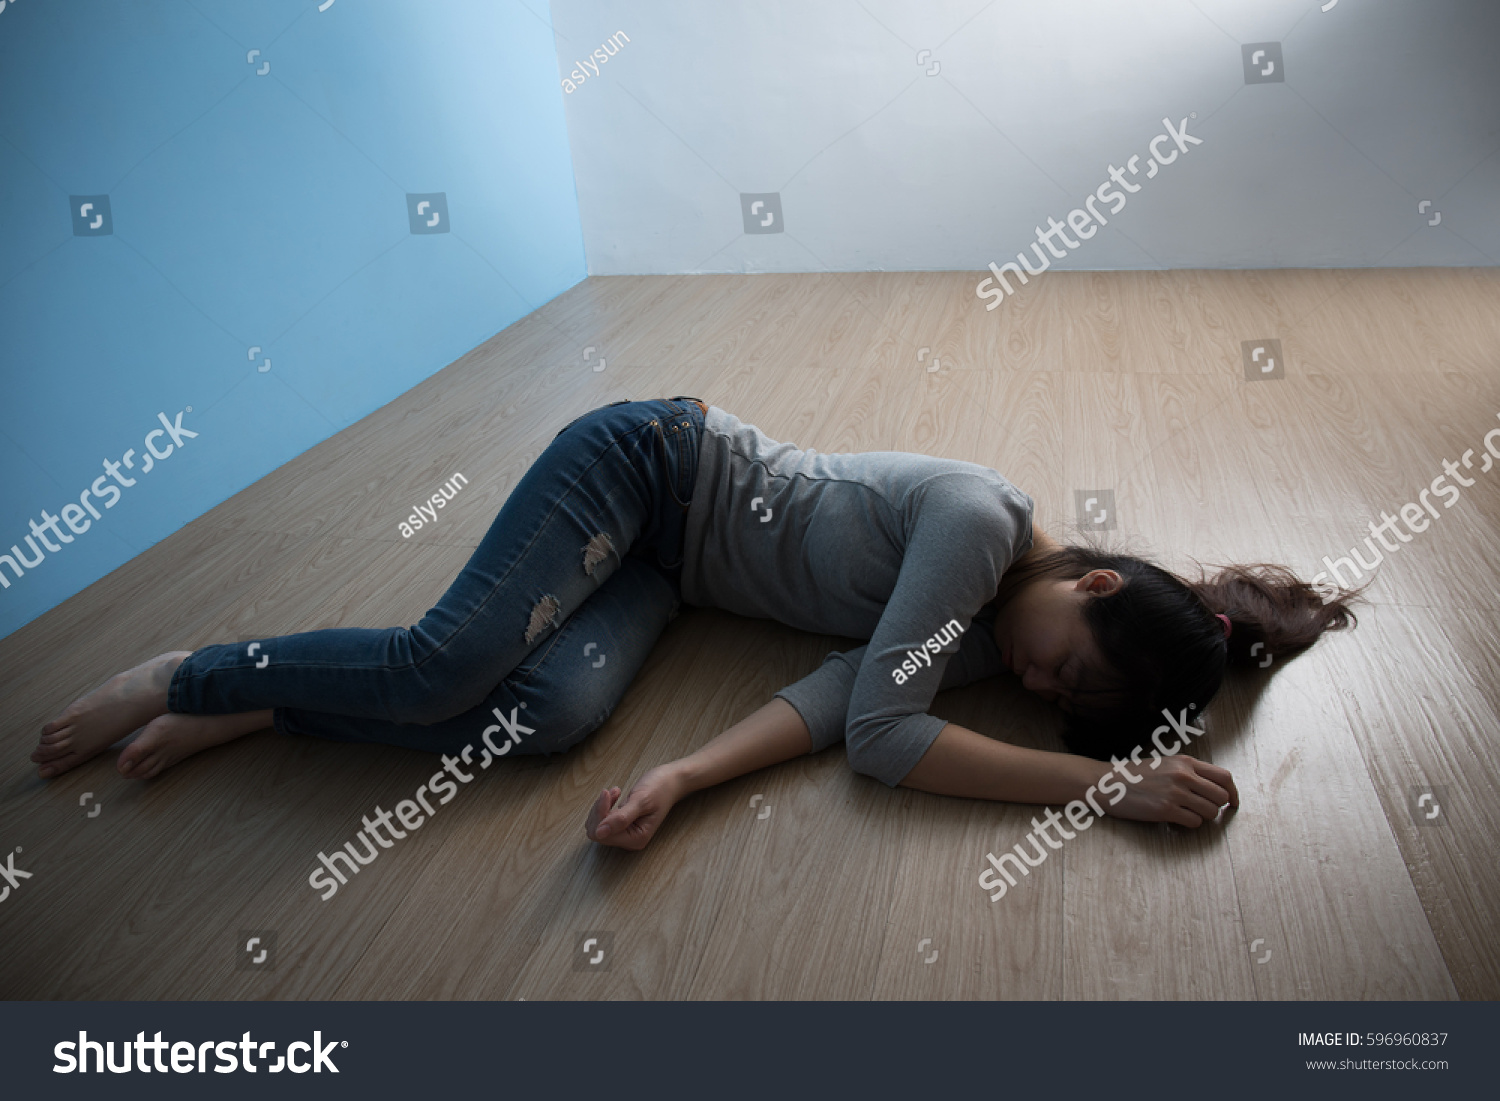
0,0,585,638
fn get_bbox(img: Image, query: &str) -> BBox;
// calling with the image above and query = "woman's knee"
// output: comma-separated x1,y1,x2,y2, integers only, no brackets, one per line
508,689,616,756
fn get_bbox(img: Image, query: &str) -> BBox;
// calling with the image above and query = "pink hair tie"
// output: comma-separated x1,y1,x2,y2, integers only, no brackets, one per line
1214,613,1232,640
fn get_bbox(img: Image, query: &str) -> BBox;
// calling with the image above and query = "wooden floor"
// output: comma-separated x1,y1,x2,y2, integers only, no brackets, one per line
2,268,1497,1000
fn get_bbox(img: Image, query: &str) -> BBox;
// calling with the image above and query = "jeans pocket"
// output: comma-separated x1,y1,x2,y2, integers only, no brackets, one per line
652,417,698,510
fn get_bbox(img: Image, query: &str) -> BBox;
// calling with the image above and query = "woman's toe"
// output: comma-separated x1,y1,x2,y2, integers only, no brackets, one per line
117,745,147,776
38,753,78,778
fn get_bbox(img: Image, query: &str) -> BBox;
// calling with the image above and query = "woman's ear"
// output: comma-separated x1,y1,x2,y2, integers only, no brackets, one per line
1075,568,1123,596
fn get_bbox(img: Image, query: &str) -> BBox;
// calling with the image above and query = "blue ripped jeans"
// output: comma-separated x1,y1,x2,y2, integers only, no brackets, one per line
166,397,707,759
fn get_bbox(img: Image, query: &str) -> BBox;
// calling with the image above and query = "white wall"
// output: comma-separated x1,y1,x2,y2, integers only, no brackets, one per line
550,0,1500,276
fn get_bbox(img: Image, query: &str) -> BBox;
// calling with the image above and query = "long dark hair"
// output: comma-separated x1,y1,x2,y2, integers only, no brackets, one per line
994,546,1363,761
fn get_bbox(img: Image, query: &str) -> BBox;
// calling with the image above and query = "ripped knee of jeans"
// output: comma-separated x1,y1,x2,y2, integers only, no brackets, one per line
524,593,562,645
582,532,615,576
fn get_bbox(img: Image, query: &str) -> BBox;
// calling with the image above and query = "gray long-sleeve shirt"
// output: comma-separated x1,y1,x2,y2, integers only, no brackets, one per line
679,406,1035,786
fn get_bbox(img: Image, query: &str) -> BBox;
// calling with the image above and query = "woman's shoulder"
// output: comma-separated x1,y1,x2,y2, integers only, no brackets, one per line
907,462,1033,510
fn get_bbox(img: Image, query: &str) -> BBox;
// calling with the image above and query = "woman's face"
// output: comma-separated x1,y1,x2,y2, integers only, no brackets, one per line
992,570,1121,712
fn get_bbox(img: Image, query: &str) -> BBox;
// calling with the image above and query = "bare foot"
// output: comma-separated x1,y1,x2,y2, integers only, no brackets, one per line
32,651,193,779
116,709,273,780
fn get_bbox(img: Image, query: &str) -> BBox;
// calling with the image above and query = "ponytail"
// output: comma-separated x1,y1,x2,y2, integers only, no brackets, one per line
1188,563,1361,670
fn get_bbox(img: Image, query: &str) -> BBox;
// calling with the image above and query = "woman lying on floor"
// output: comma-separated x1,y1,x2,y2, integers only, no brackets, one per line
32,397,1359,850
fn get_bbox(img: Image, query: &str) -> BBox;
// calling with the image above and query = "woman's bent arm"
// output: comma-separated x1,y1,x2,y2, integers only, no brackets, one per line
900,722,1239,828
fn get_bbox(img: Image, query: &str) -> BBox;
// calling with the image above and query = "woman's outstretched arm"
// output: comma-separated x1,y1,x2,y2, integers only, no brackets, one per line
585,697,812,850
584,698,1238,849
901,723,1239,828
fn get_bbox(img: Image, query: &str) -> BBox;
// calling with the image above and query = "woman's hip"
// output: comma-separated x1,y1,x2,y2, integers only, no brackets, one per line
545,396,708,572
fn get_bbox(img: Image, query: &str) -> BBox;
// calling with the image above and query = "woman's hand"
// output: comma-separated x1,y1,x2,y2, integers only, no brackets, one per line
584,763,687,851
1106,754,1239,827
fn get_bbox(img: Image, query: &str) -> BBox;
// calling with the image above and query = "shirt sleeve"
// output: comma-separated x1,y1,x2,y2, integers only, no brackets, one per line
841,473,1033,786
774,607,1008,755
